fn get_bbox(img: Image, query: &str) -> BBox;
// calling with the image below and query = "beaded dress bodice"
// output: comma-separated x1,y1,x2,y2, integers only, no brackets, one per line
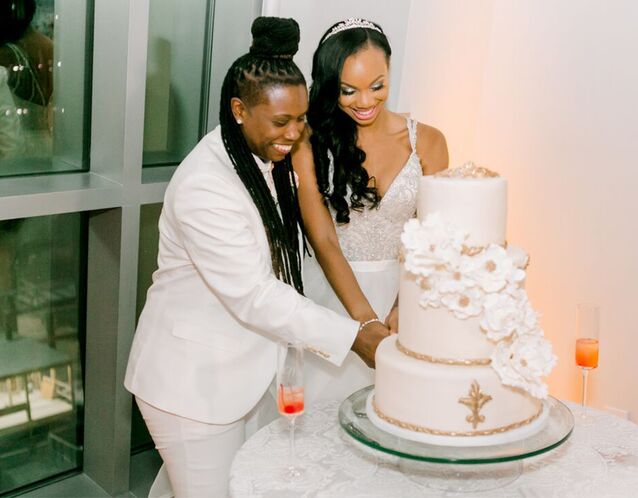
328,118,422,261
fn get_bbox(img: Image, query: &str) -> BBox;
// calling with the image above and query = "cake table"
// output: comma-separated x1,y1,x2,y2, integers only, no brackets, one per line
229,392,638,497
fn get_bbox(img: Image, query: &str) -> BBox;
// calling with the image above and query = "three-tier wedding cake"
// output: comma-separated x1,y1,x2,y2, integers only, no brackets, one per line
370,163,557,446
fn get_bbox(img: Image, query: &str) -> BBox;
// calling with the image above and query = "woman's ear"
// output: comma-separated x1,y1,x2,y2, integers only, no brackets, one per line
230,97,246,125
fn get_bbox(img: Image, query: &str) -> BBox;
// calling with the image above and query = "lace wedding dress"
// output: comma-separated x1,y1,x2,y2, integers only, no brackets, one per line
303,117,423,405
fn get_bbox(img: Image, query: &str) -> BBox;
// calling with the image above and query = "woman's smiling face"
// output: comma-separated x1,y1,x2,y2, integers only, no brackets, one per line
233,84,308,162
338,45,389,127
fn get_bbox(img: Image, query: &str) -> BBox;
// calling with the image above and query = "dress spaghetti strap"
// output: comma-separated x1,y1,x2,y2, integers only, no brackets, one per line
407,117,418,153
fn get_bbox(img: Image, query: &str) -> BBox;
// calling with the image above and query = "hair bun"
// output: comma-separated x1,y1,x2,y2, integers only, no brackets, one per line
250,17,300,58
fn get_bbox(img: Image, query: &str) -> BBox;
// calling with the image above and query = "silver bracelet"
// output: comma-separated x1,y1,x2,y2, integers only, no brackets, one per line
358,317,382,332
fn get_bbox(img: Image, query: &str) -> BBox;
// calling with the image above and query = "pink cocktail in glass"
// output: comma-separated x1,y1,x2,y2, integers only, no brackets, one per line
278,385,305,416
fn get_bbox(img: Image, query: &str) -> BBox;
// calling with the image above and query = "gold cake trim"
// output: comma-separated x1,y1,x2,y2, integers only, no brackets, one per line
396,339,492,366
459,380,492,429
461,240,508,256
399,241,509,261
372,396,544,437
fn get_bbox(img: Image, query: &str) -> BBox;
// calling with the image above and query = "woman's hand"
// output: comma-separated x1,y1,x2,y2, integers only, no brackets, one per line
384,305,398,334
351,321,391,369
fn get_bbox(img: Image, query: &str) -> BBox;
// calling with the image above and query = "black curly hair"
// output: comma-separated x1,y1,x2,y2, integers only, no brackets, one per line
307,20,391,224
219,17,306,293
0,0,35,45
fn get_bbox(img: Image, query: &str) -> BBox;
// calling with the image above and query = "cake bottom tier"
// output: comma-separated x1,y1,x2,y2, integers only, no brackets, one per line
373,336,543,444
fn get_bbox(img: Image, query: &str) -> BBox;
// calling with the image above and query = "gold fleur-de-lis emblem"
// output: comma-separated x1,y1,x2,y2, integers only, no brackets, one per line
459,380,493,429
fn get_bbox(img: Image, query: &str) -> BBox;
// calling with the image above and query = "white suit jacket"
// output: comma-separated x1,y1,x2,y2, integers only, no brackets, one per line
124,126,358,424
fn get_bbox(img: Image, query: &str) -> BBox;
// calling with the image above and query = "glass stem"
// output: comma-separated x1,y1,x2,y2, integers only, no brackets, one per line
581,368,589,409
289,416,296,469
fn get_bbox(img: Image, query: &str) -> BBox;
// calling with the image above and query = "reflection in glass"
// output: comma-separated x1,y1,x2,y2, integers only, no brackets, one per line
143,0,210,166
0,0,88,177
131,203,162,452
0,214,85,495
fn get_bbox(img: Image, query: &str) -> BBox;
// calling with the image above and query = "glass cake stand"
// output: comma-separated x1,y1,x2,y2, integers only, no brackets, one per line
339,386,574,493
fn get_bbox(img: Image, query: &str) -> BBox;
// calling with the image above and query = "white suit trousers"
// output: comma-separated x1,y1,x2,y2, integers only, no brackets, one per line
136,386,277,498
136,397,243,497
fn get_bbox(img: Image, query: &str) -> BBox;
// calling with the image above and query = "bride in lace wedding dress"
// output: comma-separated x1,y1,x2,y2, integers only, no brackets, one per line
293,19,448,405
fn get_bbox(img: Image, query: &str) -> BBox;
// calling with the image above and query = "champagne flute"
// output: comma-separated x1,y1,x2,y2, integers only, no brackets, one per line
575,303,600,417
277,342,305,479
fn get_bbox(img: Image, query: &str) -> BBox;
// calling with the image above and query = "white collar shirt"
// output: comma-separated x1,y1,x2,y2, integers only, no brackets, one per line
252,154,277,203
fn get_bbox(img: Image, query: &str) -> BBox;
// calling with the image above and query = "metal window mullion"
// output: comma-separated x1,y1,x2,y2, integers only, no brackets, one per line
84,205,141,495
89,0,149,187
83,0,150,495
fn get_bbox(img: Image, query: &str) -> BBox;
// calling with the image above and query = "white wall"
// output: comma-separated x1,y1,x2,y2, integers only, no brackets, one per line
264,0,412,111
400,0,638,419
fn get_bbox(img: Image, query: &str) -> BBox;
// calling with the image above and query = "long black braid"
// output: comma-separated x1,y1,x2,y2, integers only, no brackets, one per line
219,17,305,294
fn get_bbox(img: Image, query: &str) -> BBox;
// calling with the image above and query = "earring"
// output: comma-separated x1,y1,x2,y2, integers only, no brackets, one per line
236,119,243,125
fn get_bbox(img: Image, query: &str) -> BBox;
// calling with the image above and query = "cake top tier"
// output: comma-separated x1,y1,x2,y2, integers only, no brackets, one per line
419,163,507,246
434,162,499,179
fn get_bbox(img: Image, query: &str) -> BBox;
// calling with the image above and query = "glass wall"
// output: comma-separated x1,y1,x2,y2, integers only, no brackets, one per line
0,213,85,495
0,0,90,494
0,0,89,177
142,0,210,167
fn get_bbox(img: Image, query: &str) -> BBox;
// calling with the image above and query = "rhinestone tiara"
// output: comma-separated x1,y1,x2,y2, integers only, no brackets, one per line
321,18,382,43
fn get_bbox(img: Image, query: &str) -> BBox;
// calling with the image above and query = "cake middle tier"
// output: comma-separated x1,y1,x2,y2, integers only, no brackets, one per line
398,268,496,361
374,336,542,437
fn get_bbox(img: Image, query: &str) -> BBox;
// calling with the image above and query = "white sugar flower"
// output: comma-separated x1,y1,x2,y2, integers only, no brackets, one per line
421,213,466,247
415,275,444,309
403,219,446,277
402,214,466,278
462,245,520,293
503,280,524,296
513,290,542,336
491,335,557,399
480,288,542,340
437,266,475,295
441,286,483,319
418,290,441,309
508,266,526,286
480,292,522,340
401,218,429,251
402,215,448,252
422,214,466,251
507,245,529,270
404,250,439,278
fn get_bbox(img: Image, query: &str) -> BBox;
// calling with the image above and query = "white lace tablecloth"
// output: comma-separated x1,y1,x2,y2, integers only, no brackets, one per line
229,400,638,498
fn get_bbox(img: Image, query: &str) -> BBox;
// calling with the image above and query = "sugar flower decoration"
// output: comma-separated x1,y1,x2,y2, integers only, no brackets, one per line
491,334,557,399
401,213,556,398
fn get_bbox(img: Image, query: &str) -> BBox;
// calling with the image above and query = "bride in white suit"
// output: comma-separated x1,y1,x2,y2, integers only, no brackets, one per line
124,17,389,498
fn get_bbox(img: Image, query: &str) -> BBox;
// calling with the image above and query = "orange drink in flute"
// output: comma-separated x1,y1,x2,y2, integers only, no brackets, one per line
575,304,600,414
575,338,599,369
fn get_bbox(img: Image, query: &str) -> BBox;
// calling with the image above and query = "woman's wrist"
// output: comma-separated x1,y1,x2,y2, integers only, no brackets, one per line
351,306,378,323
358,317,382,332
